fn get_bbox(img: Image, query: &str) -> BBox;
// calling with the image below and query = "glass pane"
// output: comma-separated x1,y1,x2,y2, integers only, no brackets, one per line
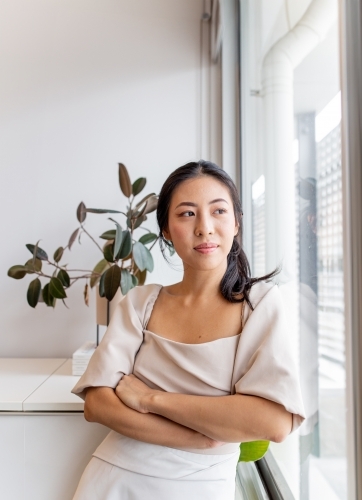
240,1,347,498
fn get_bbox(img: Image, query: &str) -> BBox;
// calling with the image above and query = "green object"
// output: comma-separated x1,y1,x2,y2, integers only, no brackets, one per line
238,440,270,462
7,163,169,308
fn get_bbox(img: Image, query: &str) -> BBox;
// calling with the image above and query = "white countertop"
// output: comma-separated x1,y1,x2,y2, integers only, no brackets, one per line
0,358,84,412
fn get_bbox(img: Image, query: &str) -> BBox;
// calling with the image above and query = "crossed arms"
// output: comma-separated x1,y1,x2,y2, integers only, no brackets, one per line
84,374,292,450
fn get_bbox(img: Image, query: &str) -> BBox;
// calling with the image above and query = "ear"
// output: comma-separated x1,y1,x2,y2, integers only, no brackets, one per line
234,222,239,237
163,228,171,240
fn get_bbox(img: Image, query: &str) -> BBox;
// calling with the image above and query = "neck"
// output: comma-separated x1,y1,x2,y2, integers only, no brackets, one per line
175,261,228,299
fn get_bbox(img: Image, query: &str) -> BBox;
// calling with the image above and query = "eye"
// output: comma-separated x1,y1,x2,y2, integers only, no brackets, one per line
180,211,195,217
214,208,227,214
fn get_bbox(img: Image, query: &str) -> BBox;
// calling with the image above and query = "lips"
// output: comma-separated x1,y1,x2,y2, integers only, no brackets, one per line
194,243,218,249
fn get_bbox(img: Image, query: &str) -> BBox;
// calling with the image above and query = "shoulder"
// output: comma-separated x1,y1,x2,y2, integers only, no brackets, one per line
243,280,279,321
125,283,163,326
248,280,277,307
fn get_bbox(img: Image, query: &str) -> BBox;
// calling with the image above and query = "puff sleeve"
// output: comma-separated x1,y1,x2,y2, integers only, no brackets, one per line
71,284,158,401
232,283,306,433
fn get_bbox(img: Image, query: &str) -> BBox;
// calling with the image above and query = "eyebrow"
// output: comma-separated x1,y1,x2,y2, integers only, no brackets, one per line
174,198,229,209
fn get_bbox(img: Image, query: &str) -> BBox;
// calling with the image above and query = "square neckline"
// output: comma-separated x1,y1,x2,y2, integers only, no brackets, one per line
143,284,243,346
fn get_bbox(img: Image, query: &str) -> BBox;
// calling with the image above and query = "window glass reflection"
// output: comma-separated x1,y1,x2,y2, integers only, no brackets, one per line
244,2,347,498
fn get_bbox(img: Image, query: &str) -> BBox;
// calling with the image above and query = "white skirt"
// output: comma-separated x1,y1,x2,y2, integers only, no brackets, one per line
73,442,240,500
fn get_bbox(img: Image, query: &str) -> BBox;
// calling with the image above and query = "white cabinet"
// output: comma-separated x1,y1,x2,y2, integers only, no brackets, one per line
0,359,109,500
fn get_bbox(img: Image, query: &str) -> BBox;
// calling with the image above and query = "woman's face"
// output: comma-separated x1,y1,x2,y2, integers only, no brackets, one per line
163,176,239,271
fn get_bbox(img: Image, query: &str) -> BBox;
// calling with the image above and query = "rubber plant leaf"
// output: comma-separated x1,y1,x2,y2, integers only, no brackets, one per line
117,230,132,260
26,243,48,261
144,195,158,215
68,228,80,250
99,230,117,240
57,269,70,288
77,202,87,223
135,193,156,209
99,271,107,297
53,247,64,263
49,277,67,299
27,278,41,308
8,265,28,280
84,283,89,306
103,241,115,263
132,215,146,230
113,222,124,260
120,269,133,295
132,177,146,196
104,265,121,301
139,233,157,245
118,163,132,197
42,283,56,307
90,259,109,288
25,258,42,273
86,208,122,214
133,241,154,272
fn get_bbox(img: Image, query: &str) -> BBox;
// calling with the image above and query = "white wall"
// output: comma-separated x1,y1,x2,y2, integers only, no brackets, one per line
0,0,214,357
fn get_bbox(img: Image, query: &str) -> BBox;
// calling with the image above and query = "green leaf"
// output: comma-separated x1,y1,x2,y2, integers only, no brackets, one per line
135,193,156,209
113,223,123,260
49,277,67,299
99,230,117,240
144,195,158,214
131,274,138,287
85,208,122,214
26,243,48,261
53,247,64,263
120,269,133,295
57,269,70,288
68,228,80,250
7,265,28,280
138,268,147,285
103,242,114,263
133,215,146,230
133,241,154,272
238,441,269,462
132,202,148,220
104,265,121,301
139,233,157,245
132,177,147,196
118,163,132,197
77,202,87,223
25,258,42,273
90,259,109,288
117,230,132,260
27,278,41,308
42,283,56,307
99,270,107,297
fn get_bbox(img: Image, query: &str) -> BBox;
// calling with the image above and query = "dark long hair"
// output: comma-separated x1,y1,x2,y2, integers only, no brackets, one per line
156,160,280,310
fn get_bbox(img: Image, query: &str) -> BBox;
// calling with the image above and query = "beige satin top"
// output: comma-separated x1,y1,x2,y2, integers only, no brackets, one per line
72,281,305,458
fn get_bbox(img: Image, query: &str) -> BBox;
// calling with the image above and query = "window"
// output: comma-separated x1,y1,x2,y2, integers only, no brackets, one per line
240,1,347,498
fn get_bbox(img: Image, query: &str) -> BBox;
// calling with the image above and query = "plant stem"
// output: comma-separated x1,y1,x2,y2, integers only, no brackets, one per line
149,237,160,252
81,225,104,254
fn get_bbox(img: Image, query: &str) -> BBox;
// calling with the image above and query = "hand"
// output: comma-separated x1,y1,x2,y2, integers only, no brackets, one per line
115,374,157,414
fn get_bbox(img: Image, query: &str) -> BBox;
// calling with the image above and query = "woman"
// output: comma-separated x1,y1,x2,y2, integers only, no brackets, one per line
71,160,305,499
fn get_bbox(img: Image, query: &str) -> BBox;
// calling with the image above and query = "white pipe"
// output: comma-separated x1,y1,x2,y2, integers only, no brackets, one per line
261,0,337,278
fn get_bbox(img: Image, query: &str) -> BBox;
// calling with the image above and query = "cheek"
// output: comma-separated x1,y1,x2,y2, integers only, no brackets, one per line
171,223,190,242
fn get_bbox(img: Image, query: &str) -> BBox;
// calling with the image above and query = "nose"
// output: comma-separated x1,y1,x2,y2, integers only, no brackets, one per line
194,212,214,237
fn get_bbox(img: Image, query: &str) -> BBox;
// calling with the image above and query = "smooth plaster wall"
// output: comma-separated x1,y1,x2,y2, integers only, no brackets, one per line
0,0,207,357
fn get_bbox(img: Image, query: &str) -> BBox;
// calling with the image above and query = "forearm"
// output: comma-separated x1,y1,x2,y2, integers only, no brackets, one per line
84,386,219,450
145,392,293,443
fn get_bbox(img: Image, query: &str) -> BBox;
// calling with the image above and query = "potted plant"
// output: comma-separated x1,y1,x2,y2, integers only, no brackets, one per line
7,163,176,307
